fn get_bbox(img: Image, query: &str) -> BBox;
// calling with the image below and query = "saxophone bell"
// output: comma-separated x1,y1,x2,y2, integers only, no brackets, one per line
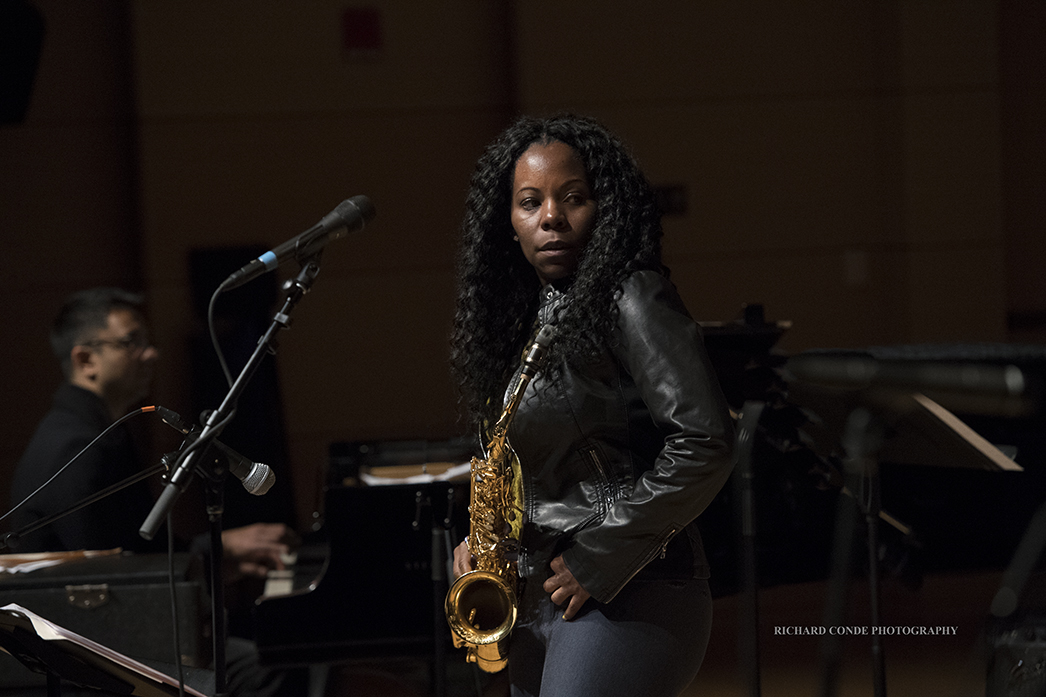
446,570,516,641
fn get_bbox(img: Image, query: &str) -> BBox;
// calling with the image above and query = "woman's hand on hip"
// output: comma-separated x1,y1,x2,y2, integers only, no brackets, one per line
544,554,591,620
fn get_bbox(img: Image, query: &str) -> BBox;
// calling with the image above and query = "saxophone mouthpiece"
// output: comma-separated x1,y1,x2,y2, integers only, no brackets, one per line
534,324,556,348
522,324,556,378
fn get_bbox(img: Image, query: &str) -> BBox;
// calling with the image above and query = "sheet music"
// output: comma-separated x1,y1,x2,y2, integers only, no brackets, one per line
0,548,122,574
359,460,470,486
0,603,208,697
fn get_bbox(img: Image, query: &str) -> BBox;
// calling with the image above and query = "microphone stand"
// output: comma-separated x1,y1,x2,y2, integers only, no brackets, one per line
203,466,229,696
1,461,167,551
733,400,766,697
139,254,324,697
818,407,886,697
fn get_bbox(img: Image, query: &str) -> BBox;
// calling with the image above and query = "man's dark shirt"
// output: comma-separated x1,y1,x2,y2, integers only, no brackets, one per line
10,384,163,553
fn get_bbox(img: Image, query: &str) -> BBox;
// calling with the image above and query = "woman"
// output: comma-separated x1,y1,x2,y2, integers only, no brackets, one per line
450,114,735,697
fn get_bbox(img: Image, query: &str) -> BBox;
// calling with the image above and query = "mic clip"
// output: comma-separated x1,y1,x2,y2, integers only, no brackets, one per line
161,427,223,485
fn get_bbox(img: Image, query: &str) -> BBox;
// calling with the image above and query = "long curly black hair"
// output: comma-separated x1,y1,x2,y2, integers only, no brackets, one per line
450,113,666,428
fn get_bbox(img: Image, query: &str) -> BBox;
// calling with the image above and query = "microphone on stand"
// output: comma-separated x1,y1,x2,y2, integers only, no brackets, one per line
157,407,275,496
221,195,376,290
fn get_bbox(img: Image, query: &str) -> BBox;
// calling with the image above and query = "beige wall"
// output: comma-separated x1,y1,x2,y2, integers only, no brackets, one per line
999,1,1046,345
511,1,1008,348
1,0,1040,532
129,1,516,523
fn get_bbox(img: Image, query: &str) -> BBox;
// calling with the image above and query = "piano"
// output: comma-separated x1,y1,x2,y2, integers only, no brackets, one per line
252,439,473,668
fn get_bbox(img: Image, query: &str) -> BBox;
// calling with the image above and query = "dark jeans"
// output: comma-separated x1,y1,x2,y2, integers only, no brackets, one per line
508,577,713,697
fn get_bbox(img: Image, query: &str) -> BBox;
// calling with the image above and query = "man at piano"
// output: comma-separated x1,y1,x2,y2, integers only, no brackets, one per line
6,286,309,690
9,287,299,573
7,287,307,697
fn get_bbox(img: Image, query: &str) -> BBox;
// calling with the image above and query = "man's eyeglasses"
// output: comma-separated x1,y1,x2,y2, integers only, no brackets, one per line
83,335,152,353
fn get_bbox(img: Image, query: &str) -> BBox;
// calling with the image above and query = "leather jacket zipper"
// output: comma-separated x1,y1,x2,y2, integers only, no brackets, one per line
639,526,677,568
584,447,617,513
659,528,676,559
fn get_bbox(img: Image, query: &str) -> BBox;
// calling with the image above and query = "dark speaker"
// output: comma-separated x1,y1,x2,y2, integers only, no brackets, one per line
0,0,45,124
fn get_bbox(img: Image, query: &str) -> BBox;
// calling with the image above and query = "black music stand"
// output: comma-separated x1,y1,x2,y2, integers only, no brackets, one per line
0,604,211,697
780,377,1022,697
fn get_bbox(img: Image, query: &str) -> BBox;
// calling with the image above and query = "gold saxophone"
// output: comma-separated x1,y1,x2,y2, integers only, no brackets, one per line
445,324,555,673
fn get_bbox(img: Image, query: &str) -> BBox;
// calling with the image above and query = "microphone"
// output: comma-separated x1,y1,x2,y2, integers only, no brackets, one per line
208,439,275,496
222,195,376,290
156,407,275,496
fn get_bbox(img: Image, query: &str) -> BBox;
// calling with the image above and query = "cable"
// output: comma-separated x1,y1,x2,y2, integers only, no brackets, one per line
0,405,158,525
167,512,186,697
208,285,235,388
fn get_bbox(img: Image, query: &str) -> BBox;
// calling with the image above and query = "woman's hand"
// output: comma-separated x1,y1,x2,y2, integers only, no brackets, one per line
452,539,474,580
544,555,591,620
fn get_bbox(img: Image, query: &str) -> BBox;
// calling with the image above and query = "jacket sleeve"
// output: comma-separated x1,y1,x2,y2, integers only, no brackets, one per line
562,270,735,602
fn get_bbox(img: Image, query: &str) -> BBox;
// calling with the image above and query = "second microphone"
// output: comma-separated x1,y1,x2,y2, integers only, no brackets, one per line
157,407,275,496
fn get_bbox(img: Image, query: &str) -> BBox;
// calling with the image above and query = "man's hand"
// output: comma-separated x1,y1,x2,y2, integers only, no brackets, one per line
543,554,591,620
221,523,300,581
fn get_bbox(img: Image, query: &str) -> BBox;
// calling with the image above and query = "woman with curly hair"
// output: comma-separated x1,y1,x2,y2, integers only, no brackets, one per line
450,114,735,697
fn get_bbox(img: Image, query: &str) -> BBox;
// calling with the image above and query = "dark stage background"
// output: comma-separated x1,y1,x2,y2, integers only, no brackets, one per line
1,5,1044,693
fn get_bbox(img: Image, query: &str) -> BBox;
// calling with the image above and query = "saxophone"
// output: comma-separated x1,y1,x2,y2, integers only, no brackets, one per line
445,324,555,673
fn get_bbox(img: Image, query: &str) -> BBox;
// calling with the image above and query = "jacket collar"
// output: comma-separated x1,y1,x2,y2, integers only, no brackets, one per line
538,280,570,326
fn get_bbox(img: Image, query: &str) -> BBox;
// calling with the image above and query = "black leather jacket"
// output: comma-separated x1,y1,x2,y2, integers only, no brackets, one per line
508,270,735,604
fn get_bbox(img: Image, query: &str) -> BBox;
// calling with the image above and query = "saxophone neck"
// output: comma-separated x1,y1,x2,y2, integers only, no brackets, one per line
505,323,557,412
483,324,556,458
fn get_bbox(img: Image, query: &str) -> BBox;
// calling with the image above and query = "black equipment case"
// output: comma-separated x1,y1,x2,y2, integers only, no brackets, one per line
0,552,210,688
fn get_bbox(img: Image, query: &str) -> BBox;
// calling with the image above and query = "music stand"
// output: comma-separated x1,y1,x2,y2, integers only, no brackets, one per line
781,375,1023,697
0,604,211,697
